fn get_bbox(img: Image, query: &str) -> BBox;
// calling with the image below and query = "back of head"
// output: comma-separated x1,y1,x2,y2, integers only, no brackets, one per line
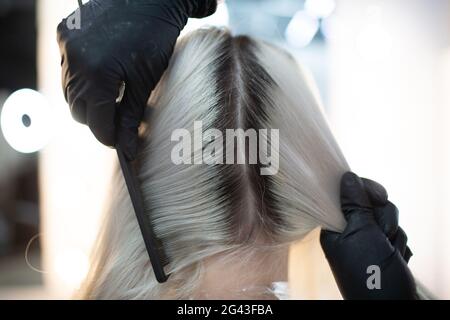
79,27,349,299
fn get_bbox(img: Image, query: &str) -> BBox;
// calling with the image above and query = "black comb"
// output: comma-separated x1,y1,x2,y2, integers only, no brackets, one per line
116,147,170,283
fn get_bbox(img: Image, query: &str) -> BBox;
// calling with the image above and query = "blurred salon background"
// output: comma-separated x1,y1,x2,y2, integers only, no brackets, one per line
0,0,449,299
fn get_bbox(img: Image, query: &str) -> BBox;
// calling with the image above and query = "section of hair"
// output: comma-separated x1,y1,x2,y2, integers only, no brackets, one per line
213,33,282,244
77,27,349,299
253,39,349,238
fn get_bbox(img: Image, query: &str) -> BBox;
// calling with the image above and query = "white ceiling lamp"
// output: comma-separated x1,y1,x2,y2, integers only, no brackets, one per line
1,89,53,153
285,10,319,48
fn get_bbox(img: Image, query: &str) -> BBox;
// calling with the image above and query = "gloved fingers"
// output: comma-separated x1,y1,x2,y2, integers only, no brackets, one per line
80,74,123,147
59,24,124,147
362,178,388,206
85,98,118,147
373,201,399,239
116,77,152,161
340,172,372,220
320,229,341,252
361,178,401,239
185,0,218,18
404,245,413,263
64,82,86,124
64,69,121,147
391,226,408,258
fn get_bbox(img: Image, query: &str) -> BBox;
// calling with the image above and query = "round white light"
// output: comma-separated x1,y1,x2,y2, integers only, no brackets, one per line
0,89,53,153
285,11,319,48
305,0,336,19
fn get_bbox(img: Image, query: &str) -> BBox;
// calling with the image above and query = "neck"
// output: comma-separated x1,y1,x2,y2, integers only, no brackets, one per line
193,246,289,299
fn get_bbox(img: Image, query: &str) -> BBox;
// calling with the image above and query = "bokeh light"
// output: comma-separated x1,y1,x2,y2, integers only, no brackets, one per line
285,10,319,48
0,89,53,153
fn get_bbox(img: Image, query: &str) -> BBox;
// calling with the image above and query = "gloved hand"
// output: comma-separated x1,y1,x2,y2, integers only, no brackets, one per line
57,0,217,160
320,172,418,299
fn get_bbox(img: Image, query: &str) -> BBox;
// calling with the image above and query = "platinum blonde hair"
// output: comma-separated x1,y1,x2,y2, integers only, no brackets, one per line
78,27,350,299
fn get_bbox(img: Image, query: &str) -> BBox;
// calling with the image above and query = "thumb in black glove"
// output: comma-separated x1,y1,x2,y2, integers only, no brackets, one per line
57,0,217,160
320,172,417,299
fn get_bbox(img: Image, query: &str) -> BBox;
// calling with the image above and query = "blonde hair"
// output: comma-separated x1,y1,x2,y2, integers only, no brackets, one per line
78,27,349,299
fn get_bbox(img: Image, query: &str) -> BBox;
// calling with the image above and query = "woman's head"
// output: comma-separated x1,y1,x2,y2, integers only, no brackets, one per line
79,27,349,299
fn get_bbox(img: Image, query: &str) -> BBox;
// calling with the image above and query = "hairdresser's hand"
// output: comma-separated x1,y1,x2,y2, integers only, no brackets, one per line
57,0,217,160
320,172,418,300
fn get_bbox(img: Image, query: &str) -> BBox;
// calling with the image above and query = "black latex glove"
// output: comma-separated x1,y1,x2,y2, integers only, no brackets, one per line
57,0,217,160
320,172,418,300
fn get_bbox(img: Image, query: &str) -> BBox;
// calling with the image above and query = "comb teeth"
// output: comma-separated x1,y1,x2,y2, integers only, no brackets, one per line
116,148,170,283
